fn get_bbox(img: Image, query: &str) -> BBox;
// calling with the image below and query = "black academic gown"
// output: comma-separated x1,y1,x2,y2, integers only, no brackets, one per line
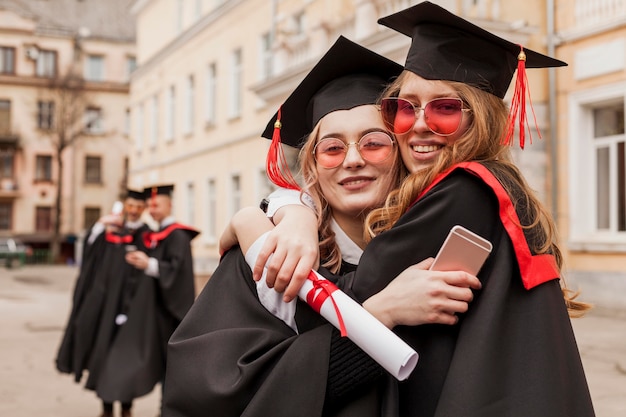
162,247,386,417
85,223,161,402
94,222,198,403
56,224,152,394
56,226,109,379
348,162,595,417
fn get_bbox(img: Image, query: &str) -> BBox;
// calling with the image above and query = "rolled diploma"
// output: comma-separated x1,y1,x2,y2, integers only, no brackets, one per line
246,232,418,381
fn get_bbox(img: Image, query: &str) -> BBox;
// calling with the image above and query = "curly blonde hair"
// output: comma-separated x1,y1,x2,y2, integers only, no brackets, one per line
365,71,590,316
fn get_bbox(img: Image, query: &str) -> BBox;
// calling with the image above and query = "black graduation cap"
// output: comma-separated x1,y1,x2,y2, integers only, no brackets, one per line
144,184,174,199
261,36,403,148
378,1,567,98
125,188,146,201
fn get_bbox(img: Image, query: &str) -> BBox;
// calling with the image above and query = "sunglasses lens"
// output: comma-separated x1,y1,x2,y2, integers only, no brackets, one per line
314,133,394,168
359,132,394,163
315,138,346,168
381,98,415,134
424,99,464,135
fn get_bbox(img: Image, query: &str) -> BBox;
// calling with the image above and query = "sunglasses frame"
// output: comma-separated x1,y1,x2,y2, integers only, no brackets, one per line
313,131,396,169
380,97,471,136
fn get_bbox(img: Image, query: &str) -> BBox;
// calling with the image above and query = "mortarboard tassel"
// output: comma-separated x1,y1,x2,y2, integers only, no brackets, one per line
265,106,301,191
150,186,157,208
501,45,542,150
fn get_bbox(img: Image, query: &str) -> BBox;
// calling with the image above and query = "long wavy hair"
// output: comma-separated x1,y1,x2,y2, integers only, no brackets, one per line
299,117,406,273
365,70,589,316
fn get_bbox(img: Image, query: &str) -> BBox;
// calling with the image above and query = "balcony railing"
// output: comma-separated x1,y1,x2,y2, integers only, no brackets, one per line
576,0,626,27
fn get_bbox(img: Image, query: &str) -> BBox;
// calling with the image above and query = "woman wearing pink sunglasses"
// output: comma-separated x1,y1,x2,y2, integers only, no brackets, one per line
252,2,595,417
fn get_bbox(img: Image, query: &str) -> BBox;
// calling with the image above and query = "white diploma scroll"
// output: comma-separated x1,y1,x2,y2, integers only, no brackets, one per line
245,232,418,381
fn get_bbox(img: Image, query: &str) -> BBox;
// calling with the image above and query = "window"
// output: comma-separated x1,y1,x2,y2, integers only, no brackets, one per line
165,85,175,141
569,85,626,248
135,104,144,150
230,174,241,217
205,62,216,125
0,100,10,134
0,202,11,230
593,102,625,232
85,156,102,184
184,75,194,135
0,47,15,74
36,50,57,77
186,182,195,224
84,55,105,81
37,101,54,129
229,49,242,119
126,56,137,81
84,107,103,134
206,178,216,241
259,32,272,81
35,155,52,181
0,150,14,179
35,206,52,232
150,95,158,147
84,207,101,229
124,108,130,136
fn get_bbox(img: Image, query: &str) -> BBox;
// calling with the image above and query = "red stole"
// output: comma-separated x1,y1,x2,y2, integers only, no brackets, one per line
413,161,559,290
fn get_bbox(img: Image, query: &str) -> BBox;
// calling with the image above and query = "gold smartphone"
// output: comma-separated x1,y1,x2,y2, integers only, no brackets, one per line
429,225,493,275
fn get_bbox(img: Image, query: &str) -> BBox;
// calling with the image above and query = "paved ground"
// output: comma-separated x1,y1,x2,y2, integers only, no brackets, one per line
0,265,624,417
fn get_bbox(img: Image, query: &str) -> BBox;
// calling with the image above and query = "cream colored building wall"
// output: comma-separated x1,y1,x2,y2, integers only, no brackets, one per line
0,7,134,253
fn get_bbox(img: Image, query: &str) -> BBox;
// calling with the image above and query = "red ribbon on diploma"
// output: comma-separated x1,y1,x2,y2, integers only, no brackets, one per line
305,271,347,337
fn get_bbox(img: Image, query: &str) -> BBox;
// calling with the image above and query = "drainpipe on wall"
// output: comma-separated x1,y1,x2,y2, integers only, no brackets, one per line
547,0,558,221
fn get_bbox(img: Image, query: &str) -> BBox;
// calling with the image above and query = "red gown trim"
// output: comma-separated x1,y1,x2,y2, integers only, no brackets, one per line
143,223,198,249
413,161,559,290
104,231,134,244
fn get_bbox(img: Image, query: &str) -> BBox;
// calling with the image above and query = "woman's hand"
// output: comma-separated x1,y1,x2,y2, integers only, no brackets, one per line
362,258,482,328
252,205,320,302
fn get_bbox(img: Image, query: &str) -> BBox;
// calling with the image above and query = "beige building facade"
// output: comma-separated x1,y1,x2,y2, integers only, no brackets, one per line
555,0,626,309
0,0,135,262
130,0,622,307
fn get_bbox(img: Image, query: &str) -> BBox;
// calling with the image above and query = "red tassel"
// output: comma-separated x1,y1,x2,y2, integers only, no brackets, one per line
150,187,157,208
265,106,301,190
501,45,542,150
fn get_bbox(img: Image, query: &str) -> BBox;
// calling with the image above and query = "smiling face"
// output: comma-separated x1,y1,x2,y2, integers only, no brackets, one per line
395,72,471,173
124,197,146,222
314,105,398,224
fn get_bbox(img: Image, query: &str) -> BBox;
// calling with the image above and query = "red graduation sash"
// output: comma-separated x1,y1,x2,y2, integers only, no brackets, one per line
143,223,198,249
105,231,134,244
413,161,559,290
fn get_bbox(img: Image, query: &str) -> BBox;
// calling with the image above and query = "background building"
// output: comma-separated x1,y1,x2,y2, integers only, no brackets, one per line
0,0,136,263
555,0,626,309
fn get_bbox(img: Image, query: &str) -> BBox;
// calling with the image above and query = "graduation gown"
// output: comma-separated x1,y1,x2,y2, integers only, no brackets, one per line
90,223,199,403
56,226,110,379
348,161,595,417
56,224,152,391
162,244,392,417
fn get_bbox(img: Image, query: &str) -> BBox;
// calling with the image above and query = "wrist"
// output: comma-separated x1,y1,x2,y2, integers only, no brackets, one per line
363,294,395,329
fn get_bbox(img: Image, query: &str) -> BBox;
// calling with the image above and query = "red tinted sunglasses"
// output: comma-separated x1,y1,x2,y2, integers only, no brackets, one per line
380,97,471,136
